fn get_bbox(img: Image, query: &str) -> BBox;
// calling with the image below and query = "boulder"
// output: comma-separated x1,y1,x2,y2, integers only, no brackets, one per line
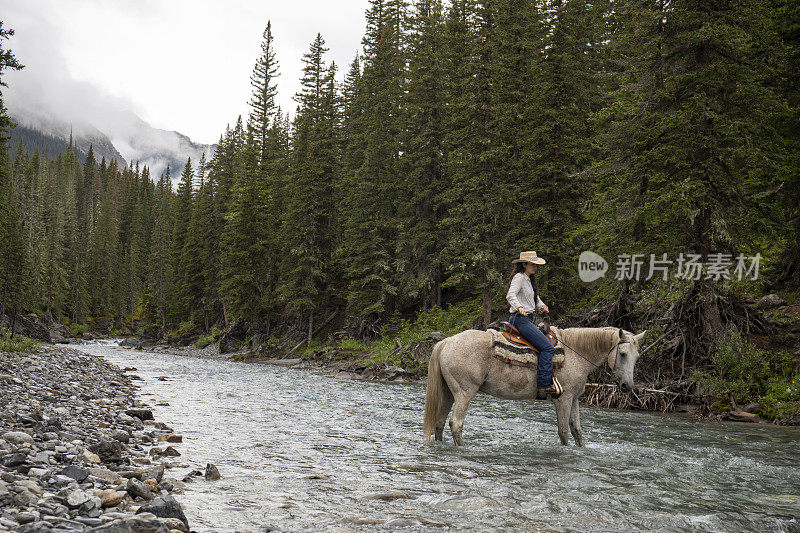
136,495,189,529
757,293,786,309
6,313,51,342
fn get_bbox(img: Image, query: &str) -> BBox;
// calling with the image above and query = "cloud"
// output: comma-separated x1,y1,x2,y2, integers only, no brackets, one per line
2,0,369,146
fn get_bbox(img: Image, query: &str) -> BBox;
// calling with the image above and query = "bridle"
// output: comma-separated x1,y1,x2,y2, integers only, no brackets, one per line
557,336,630,371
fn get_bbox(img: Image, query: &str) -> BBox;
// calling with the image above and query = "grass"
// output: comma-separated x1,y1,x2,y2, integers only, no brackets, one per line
0,329,39,353
695,330,800,421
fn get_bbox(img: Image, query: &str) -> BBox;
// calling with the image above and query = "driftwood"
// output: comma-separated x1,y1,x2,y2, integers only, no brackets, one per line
724,390,760,423
582,382,707,413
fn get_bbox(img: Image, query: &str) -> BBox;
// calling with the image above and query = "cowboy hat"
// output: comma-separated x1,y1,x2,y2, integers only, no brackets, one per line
512,251,546,265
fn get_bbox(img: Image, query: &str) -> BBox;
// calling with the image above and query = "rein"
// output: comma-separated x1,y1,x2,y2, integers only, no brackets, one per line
556,333,629,370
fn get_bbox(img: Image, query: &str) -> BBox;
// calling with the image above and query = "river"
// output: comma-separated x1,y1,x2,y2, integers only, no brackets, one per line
73,341,800,532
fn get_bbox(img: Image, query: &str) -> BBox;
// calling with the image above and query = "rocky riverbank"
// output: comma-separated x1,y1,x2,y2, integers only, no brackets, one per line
0,345,199,532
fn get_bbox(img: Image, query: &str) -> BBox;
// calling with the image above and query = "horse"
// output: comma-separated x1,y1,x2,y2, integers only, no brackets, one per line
423,326,647,446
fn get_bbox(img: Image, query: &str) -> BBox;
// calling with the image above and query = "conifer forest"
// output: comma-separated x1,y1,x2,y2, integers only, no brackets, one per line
0,0,798,388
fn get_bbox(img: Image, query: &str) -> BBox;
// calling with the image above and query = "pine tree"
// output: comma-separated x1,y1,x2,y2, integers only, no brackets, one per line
172,158,194,320
281,35,341,342
249,21,280,168
397,0,447,310
339,0,408,323
0,21,26,322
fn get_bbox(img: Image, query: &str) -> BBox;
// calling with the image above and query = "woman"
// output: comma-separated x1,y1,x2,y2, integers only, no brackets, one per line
506,251,562,399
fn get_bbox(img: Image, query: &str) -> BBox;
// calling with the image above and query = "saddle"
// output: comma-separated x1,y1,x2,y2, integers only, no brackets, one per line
489,321,564,369
500,320,559,353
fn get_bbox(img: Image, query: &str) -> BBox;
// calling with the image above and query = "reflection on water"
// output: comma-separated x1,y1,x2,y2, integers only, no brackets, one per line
75,341,800,532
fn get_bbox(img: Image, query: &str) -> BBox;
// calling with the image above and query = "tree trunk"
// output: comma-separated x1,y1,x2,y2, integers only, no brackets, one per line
307,310,314,346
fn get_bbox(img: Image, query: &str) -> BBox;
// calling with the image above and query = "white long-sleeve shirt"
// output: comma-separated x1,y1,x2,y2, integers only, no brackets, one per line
506,272,546,314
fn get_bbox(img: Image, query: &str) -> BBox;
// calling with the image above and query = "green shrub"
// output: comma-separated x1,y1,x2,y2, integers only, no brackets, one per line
69,323,87,338
695,331,800,420
0,330,38,353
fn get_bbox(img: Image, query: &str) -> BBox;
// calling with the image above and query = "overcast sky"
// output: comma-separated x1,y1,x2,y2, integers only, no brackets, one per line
3,0,370,145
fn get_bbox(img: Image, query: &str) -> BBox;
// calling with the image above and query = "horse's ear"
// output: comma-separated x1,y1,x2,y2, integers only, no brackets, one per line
635,330,647,344
617,328,624,340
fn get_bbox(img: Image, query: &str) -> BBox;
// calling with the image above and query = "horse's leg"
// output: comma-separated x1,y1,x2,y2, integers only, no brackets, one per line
554,394,572,445
435,387,454,442
569,395,584,447
448,383,479,446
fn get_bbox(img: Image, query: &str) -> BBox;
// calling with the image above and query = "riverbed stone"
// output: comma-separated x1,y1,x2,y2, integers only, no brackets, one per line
66,489,91,508
136,495,189,529
98,489,124,508
125,409,154,421
89,438,126,463
60,465,89,482
86,513,169,533
2,452,28,467
162,446,180,457
204,463,220,481
126,477,153,501
2,431,35,445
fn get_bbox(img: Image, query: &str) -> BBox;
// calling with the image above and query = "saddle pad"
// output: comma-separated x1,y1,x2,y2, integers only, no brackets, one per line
489,329,565,369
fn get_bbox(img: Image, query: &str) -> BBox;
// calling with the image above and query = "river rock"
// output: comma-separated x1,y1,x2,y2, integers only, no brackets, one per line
13,489,38,506
14,511,36,524
162,446,180,457
81,449,102,463
66,489,91,508
136,495,189,529
86,513,169,533
163,517,189,532
89,438,126,463
140,464,165,483
126,477,153,501
61,464,90,482
2,452,28,467
125,408,154,421
110,429,131,443
2,431,35,445
87,466,122,485
204,463,220,481
99,489,124,508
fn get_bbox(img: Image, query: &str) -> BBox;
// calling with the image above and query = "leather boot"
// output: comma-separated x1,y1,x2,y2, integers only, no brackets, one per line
536,376,563,399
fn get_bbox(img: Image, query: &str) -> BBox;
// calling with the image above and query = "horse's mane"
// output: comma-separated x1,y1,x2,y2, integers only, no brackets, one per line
554,326,619,357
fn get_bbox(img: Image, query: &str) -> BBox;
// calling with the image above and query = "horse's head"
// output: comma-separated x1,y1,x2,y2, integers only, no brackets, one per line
608,328,647,393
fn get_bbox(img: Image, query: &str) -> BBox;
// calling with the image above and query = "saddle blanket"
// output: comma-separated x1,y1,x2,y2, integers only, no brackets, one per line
489,329,565,369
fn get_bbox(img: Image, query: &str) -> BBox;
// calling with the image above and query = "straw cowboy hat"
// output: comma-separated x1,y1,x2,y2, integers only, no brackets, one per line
512,251,546,265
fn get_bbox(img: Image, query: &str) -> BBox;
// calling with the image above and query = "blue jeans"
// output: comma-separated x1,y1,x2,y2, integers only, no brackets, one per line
509,312,554,387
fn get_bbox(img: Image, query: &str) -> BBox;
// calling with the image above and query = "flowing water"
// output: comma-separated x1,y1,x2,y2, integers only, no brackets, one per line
75,341,800,532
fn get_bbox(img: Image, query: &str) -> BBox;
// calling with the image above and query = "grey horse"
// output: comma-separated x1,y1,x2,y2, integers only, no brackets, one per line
423,326,646,446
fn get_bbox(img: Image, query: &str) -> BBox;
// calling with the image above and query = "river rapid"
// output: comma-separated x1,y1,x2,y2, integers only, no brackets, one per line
74,341,800,532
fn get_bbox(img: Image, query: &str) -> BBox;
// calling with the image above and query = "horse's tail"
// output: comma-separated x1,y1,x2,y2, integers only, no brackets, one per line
423,339,446,441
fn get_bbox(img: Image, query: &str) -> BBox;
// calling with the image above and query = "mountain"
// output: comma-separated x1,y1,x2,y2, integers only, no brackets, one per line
8,114,126,168
7,107,215,184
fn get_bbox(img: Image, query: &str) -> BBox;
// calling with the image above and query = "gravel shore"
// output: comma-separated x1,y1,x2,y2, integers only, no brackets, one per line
0,345,193,533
